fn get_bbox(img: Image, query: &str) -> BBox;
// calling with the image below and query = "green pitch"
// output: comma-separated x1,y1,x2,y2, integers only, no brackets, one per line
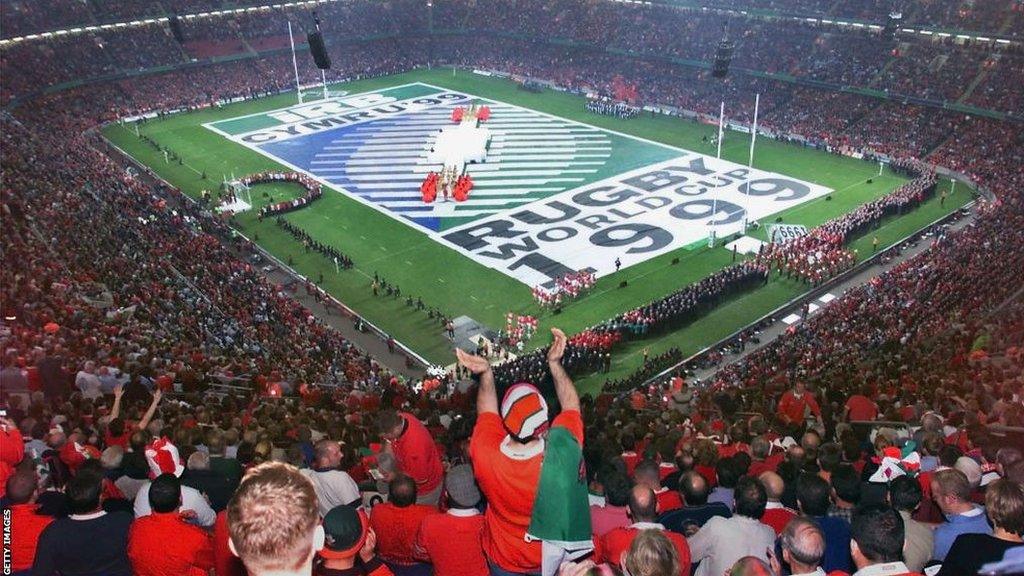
103,69,971,392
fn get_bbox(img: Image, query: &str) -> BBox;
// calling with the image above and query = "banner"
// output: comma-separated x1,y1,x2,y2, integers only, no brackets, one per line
768,223,810,243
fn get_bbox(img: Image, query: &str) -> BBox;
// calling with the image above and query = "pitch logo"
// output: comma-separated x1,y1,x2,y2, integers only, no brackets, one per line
205,83,831,287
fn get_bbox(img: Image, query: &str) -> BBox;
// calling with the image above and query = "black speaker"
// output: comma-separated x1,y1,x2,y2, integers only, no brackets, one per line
308,31,331,70
671,257,680,265
619,280,628,288
712,39,734,78
168,15,184,43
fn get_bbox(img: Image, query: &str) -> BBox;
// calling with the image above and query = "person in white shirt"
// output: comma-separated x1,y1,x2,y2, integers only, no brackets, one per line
133,477,216,527
75,361,103,400
300,439,361,516
132,437,216,527
688,476,776,576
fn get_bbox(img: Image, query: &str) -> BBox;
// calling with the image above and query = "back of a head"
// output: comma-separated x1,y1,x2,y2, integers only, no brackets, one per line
100,445,124,470
634,459,660,485
921,413,942,432
149,473,182,513
997,447,1023,468
933,468,971,502
377,410,403,435
623,529,681,576
985,478,1024,536
830,464,861,504
850,505,904,565
108,417,125,437
66,471,103,515
5,471,38,505
207,431,226,456
759,471,785,501
716,456,740,489
314,440,338,466
780,516,825,568
751,436,770,460
735,476,768,519
188,450,211,471
954,456,983,490
389,474,417,507
728,556,774,576
227,462,319,575
921,432,944,457
628,485,658,523
679,471,709,506
938,444,963,468
1006,459,1024,484
801,430,822,452
887,475,922,513
796,473,830,516
603,468,633,508
818,442,842,474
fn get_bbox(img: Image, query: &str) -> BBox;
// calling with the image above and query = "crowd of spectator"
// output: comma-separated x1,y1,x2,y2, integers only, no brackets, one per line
4,0,1024,121
6,0,1021,41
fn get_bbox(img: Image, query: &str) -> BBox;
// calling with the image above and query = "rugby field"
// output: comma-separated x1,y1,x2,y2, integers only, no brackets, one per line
103,69,971,387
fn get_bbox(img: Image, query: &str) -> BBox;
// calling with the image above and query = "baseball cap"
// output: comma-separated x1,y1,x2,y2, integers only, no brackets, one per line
500,383,549,440
445,464,481,508
319,505,369,560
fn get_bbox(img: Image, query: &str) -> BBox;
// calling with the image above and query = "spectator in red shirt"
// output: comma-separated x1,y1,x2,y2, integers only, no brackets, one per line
378,410,444,506
0,417,24,498
5,471,54,574
776,383,822,428
459,328,584,575
595,485,691,575
414,464,487,576
368,474,438,574
758,472,797,536
843,387,879,422
212,511,246,576
317,505,394,576
128,473,215,576
105,385,161,450
635,460,683,514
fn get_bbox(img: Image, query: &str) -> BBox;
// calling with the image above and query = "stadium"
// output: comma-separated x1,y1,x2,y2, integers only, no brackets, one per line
0,1,1021,575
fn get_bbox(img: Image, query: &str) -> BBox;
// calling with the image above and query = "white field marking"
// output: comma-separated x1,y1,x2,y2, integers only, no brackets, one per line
323,143,427,151
203,81,815,247
334,177,584,190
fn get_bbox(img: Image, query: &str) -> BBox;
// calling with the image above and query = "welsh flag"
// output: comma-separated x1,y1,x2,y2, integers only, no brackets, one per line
526,426,593,575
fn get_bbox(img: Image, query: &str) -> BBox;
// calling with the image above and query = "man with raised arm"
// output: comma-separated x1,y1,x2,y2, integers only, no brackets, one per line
458,328,592,576
106,385,162,450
